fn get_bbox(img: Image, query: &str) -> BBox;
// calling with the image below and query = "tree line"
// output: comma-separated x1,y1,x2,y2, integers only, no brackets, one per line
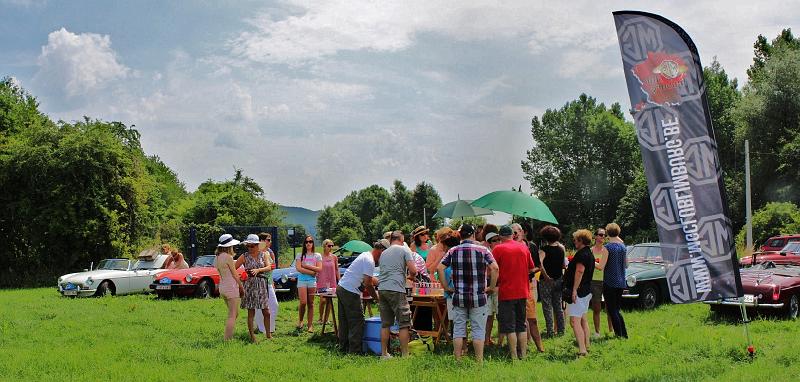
0,80,283,287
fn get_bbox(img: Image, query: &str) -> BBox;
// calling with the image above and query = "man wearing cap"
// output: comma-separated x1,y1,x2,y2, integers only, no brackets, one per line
336,239,389,353
492,225,536,360
437,224,498,364
378,231,417,358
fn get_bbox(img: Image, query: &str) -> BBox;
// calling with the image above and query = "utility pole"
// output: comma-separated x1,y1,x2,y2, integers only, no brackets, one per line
423,207,426,227
745,140,753,252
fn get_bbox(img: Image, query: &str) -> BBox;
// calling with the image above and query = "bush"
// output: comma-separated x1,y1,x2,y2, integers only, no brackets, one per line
735,202,800,250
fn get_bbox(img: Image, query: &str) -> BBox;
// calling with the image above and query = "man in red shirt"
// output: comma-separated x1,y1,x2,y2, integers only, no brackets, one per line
492,225,535,360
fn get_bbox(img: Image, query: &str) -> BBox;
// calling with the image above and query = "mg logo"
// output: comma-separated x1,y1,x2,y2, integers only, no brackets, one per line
697,214,734,259
617,17,663,64
684,137,720,185
634,107,679,151
650,183,681,230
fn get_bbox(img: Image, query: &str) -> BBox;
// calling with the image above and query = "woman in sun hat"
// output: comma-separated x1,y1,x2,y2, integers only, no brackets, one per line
236,234,272,342
215,233,244,341
410,226,431,260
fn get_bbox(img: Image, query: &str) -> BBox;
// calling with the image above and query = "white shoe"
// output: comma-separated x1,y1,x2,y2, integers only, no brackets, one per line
380,354,393,360
592,332,601,339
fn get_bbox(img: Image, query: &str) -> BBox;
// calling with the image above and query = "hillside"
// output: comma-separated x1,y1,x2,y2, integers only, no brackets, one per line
281,206,320,238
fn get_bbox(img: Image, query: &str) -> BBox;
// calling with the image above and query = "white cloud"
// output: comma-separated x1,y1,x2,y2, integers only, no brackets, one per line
35,28,129,98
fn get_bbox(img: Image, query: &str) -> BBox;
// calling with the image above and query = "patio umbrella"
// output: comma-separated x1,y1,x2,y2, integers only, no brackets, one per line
433,199,494,220
338,240,372,253
470,190,558,224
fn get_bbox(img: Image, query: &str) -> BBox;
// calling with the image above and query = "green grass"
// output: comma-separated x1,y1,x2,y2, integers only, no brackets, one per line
1,288,799,381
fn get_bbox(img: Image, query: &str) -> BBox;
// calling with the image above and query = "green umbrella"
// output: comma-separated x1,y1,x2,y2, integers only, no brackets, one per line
470,190,558,224
433,199,494,219
339,240,372,253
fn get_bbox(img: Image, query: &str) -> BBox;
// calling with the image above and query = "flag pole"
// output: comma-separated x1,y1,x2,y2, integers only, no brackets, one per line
741,140,755,358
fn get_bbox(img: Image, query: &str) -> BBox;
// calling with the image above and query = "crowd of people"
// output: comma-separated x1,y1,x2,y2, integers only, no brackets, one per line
210,221,630,361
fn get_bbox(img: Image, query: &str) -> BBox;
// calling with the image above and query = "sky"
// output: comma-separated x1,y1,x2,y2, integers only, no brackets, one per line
1,0,798,224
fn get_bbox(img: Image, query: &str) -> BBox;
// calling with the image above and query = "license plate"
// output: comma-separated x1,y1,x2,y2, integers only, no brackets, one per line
743,294,755,303
156,285,172,290
63,290,77,296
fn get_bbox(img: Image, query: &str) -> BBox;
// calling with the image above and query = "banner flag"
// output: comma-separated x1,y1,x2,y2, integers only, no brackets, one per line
613,11,742,303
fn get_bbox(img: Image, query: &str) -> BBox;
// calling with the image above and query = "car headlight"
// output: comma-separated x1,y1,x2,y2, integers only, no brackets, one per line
626,275,637,288
86,278,94,286
185,274,193,282
281,274,288,283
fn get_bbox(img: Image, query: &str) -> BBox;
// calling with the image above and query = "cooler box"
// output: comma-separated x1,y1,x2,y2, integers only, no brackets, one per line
363,317,382,355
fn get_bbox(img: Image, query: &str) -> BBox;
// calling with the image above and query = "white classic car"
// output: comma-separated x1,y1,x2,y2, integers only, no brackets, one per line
58,253,169,297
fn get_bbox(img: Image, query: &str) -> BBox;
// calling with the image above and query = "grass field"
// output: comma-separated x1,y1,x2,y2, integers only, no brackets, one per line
1,288,799,382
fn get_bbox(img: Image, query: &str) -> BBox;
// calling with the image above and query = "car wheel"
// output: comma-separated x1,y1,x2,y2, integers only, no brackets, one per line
787,295,799,319
196,279,213,299
96,281,114,297
638,284,659,309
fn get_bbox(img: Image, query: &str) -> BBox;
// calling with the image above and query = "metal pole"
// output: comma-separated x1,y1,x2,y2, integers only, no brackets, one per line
745,140,753,251
742,140,755,358
423,207,427,227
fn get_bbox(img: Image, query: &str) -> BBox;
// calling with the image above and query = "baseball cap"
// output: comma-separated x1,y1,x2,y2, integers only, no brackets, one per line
499,225,513,237
459,224,475,238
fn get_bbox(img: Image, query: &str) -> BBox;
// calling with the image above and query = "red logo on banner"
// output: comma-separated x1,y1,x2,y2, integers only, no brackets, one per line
632,52,688,110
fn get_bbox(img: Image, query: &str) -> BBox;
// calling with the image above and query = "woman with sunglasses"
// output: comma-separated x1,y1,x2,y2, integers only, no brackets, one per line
255,232,279,336
296,235,323,332
589,228,613,338
317,239,339,324
236,234,272,342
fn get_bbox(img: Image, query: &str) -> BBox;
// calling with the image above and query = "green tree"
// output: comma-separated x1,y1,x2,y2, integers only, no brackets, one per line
521,94,638,234
735,202,800,250
735,31,800,207
411,181,443,229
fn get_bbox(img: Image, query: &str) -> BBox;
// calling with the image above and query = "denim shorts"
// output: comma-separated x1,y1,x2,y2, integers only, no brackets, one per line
297,279,317,289
451,303,489,340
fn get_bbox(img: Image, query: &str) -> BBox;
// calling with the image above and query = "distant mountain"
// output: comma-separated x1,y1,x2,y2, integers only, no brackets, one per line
281,206,320,238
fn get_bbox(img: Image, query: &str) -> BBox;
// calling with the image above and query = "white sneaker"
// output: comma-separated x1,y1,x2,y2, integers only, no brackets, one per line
380,354,393,360
592,332,601,339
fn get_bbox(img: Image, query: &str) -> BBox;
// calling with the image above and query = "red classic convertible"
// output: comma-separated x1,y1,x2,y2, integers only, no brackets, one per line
150,255,247,298
739,242,800,266
705,260,800,319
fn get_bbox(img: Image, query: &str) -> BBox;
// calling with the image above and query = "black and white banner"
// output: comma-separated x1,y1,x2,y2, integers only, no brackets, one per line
613,11,742,303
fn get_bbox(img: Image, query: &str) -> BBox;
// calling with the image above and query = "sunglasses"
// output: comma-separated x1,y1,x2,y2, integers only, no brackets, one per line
596,233,606,237
325,244,334,247
489,239,500,244
305,240,314,244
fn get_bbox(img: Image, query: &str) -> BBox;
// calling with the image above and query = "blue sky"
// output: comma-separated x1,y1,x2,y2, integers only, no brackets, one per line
1,0,797,223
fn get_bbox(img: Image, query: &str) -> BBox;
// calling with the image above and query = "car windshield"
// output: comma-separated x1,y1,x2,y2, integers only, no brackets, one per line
768,238,786,248
780,242,800,253
133,260,159,270
627,245,663,263
194,255,216,267
97,259,130,270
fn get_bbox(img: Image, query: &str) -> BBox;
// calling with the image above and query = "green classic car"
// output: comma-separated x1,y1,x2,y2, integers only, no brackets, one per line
622,243,671,309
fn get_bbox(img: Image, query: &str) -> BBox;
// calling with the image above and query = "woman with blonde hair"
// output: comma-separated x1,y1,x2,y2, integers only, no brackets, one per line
215,234,244,341
317,239,339,323
295,235,322,332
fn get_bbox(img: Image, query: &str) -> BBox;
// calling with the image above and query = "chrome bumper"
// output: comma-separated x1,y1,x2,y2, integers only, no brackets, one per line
703,300,784,309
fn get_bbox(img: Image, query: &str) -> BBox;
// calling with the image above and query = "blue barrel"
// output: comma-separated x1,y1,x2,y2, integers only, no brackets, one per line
362,317,382,355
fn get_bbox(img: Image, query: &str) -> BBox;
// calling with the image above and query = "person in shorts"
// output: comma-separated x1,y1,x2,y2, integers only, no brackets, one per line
377,231,416,358
589,228,613,338
564,229,595,357
438,224,498,364
492,225,535,360
483,230,501,345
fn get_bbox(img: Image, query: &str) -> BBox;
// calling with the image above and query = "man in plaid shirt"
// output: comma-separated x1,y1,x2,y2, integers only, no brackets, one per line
437,224,499,364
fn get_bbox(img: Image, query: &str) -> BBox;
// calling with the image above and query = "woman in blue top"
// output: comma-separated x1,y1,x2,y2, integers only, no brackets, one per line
295,235,322,333
598,223,628,338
